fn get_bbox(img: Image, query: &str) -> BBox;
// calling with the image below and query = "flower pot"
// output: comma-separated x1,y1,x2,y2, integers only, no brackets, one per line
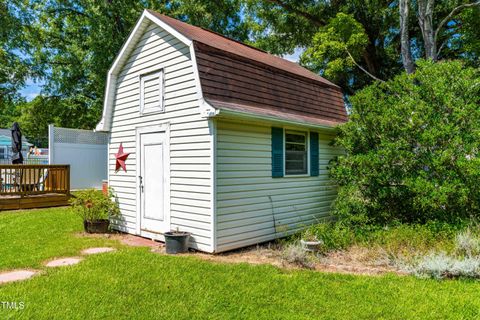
164,231,191,254
300,239,323,252
84,219,110,233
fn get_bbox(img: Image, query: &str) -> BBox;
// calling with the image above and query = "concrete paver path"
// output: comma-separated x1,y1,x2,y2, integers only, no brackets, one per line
0,270,38,284
45,257,83,267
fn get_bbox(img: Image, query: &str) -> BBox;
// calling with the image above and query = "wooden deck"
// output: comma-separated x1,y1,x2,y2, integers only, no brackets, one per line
0,193,70,210
0,164,71,211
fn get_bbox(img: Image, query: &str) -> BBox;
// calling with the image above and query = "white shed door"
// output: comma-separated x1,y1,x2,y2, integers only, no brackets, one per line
139,131,168,234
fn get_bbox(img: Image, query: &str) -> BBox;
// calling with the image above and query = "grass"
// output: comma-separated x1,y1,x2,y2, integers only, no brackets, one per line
0,207,119,269
1,208,480,319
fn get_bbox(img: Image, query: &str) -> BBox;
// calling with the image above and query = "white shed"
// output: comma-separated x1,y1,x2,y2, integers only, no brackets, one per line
96,10,348,253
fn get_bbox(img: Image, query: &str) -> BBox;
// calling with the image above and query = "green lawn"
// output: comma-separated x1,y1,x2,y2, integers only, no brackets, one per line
1,208,480,319
0,208,119,270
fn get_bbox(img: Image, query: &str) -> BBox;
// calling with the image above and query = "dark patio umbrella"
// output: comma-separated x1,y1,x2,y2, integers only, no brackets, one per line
11,122,23,164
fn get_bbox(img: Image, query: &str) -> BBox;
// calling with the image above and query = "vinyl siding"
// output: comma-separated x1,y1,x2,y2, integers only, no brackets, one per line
215,120,341,252
108,22,213,252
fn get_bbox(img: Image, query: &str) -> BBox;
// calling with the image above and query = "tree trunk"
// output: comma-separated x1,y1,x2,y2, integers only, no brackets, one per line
417,0,437,60
399,0,415,74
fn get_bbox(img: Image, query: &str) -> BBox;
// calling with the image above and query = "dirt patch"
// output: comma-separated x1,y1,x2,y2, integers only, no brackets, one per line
79,232,404,276
153,243,285,267
152,243,405,276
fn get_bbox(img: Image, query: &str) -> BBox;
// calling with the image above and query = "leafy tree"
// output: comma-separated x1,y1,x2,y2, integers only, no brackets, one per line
0,0,31,111
330,60,480,225
17,95,104,147
446,5,480,68
399,0,480,73
245,0,480,93
301,13,372,86
244,0,402,93
0,99,21,129
26,0,249,129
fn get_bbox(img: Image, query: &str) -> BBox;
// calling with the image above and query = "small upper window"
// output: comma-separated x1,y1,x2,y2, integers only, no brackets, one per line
140,70,164,114
285,131,308,175
0,146,6,159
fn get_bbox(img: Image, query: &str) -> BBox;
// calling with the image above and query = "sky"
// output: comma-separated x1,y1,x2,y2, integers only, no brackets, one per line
282,47,302,62
18,48,303,101
19,78,43,101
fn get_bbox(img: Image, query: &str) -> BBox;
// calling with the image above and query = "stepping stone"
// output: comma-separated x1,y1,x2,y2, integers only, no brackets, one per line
45,257,83,267
81,247,116,255
0,270,38,284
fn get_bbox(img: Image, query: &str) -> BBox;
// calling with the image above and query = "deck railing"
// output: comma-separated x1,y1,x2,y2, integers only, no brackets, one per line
0,164,70,196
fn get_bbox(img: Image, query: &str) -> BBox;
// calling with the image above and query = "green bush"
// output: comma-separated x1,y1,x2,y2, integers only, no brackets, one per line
303,222,357,252
330,60,480,224
303,220,466,254
408,229,480,280
70,189,120,222
363,221,463,255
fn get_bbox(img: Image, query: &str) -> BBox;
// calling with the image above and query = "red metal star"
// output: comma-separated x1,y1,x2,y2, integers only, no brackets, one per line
115,143,130,173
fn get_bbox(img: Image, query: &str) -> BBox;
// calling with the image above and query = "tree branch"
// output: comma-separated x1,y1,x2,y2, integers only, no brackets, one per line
346,49,385,83
265,0,326,27
399,0,416,73
436,39,448,58
434,1,480,56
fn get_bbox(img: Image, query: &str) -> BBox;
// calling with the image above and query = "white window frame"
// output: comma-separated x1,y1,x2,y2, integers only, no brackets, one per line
284,129,310,177
139,69,165,115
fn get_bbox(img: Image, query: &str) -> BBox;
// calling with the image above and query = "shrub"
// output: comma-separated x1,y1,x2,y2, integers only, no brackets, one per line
455,229,480,258
330,60,480,224
303,222,357,252
407,227,480,279
410,252,455,279
303,220,464,255
70,189,120,222
281,243,315,269
411,253,480,280
364,221,462,255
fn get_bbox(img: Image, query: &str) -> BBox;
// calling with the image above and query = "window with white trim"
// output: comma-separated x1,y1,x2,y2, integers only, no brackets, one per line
140,70,164,114
285,130,308,175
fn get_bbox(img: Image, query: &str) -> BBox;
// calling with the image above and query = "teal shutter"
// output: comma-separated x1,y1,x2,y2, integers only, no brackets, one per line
310,132,319,176
271,127,284,178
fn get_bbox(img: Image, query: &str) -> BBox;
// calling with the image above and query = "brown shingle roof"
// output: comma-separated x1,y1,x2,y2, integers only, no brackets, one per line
148,10,338,88
147,10,347,126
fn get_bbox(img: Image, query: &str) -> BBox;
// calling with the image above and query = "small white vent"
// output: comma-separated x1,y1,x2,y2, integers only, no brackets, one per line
140,69,164,114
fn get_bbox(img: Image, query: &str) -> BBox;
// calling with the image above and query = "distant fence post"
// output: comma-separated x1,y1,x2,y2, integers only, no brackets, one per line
48,124,54,164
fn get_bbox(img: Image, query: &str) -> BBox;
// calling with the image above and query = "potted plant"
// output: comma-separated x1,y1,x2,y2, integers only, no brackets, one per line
70,188,120,233
300,229,323,252
164,228,191,254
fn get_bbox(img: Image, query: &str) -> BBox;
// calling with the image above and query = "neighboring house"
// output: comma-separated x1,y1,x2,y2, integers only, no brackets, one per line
96,10,348,253
0,129,32,162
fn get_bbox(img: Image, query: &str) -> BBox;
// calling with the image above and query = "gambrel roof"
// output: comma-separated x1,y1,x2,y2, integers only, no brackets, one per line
96,10,347,131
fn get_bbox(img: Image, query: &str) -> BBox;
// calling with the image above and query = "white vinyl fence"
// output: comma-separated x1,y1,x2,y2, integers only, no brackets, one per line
49,125,108,190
